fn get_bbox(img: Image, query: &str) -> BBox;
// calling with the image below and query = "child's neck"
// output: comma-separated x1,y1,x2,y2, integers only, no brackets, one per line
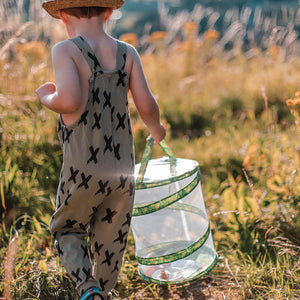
66,15,107,39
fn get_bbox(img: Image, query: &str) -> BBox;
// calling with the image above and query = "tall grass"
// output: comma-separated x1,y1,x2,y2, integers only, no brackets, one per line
0,2,300,299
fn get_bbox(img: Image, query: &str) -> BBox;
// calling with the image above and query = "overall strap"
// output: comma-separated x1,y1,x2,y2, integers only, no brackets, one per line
70,36,102,73
116,41,127,70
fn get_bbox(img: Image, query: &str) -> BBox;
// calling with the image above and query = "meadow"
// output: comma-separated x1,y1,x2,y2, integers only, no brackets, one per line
0,2,300,299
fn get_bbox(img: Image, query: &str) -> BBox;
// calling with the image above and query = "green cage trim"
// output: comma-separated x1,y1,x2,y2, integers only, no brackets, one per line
136,137,176,185
133,170,201,216
133,202,208,220
138,253,218,285
136,165,199,190
136,224,210,266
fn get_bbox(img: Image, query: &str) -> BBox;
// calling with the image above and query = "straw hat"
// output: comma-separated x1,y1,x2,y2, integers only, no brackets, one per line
42,0,124,19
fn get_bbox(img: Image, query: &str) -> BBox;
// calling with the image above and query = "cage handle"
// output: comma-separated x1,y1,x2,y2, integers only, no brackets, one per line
136,136,176,184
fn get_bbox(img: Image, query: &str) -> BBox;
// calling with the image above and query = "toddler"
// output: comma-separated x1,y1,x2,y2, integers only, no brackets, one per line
36,1,166,299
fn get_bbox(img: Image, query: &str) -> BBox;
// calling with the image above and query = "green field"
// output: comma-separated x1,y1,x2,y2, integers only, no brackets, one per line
0,2,300,299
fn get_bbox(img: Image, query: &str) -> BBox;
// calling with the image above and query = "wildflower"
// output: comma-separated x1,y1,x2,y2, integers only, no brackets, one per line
286,92,300,128
149,31,167,43
268,45,280,59
286,96,300,115
203,29,220,41
184,22,198,33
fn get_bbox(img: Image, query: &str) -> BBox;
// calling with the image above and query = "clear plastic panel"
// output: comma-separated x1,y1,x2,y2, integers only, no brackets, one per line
132,183,209,258
138,232,217,283
135,157,199,184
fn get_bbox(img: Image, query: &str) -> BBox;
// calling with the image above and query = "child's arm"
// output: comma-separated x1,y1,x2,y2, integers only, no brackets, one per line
128,46,166,145
36,42,81,114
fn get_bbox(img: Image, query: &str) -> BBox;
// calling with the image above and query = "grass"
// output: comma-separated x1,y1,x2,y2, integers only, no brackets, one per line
0,2,300,300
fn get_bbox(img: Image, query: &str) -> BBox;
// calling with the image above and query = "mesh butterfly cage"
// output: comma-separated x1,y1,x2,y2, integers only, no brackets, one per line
131,137,218,284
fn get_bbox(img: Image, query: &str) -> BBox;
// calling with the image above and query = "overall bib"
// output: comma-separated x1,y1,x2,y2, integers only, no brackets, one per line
49,36,135,298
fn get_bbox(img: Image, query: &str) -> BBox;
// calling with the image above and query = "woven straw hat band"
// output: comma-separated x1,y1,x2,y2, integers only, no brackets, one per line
42,0,124,18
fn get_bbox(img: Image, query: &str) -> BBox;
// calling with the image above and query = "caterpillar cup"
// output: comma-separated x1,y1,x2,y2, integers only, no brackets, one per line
132,137,218,284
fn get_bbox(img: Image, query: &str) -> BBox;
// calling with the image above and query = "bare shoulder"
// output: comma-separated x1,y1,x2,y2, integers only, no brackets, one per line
123,42,140,61
51,40,80,62
119,41,142,75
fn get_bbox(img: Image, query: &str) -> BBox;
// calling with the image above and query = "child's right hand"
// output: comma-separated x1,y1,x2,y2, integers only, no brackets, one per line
151,124,166,145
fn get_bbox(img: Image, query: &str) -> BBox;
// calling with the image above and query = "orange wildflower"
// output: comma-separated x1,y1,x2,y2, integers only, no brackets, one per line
203,29,220,41
183,21,199,39
149,31,167,43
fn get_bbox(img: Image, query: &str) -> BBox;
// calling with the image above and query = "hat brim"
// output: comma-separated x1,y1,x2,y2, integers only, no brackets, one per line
42,0,124,19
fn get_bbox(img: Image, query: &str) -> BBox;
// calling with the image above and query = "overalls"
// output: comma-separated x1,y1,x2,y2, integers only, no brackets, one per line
49,36,135,299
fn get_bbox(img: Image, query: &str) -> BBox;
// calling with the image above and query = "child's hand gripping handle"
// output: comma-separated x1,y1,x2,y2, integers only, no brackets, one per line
136,136,176,185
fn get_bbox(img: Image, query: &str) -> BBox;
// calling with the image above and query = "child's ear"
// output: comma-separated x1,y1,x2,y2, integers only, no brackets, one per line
58,10,69,23
104,8,113,22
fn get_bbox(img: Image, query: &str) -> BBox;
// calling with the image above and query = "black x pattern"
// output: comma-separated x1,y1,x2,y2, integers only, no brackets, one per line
101,250,115,266
87,146,100,164
71,268,82,283
112,260,119,273
89,206,98,219
103,91,111,109
87,52,101,70
102,208,117,224
116,113,126,131
81,245,89,259
114,143,121,160
78,110,89,126
63,128,73,143
92,88,100,105
114,229,127,244
99,278,108,291
68,167,79,184
116,175,127,190
78,172,92,190
94,241,104,256
95,180,109,196
79,223,87,231
64,190,72,206
106,186,112,197
117,70,126,87
122,212,131,227
82,267,92,281
92,112,101,130
63,219,77,229
104,135,113,153
124,182,134,196
119,238,127,253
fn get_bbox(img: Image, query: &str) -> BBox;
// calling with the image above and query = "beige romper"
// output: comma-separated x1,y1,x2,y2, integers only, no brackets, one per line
49,36,135,299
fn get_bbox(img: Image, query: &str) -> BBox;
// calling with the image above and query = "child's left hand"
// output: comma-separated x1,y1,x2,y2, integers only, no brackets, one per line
36,82,57,104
